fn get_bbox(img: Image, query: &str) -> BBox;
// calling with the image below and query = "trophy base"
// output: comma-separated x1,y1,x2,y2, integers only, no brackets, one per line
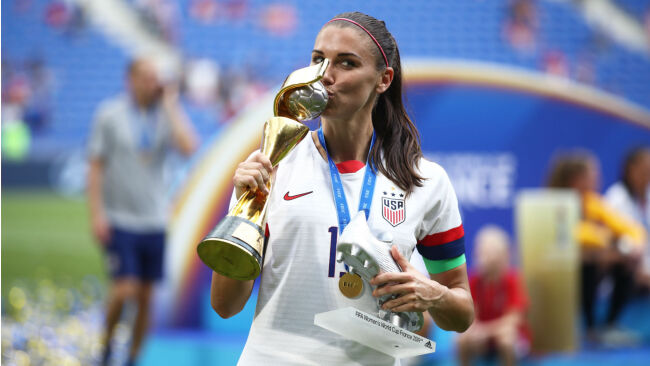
314,307,435,358
197,216,264,281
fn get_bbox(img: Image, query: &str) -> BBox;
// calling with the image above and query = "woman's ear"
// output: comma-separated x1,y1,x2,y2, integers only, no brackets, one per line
376,67,394,94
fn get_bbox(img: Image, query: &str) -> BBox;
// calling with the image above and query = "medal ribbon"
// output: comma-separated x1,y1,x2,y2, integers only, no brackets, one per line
130,101,159,155
317,127,377,234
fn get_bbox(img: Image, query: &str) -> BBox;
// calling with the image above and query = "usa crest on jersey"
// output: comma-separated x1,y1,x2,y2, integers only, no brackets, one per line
381,192,405,226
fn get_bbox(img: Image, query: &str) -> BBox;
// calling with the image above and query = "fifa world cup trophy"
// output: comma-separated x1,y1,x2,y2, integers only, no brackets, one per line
197,60,330,281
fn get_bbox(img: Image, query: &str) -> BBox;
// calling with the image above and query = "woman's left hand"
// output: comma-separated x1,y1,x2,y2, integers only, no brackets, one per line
370,246,447,313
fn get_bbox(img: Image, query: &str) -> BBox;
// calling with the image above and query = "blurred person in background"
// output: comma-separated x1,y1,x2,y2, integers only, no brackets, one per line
503,0,538,54
456,225,530,366
547,150,646,347
605,147,650,289
87,58,198,366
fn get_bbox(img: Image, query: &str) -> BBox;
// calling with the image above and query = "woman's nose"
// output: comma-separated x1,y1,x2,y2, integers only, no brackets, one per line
321,60,334,85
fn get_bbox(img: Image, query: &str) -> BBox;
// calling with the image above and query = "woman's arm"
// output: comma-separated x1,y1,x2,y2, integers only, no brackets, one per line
425,263,475,331
210,273,255,318
371,246,474,332
210,150,273,318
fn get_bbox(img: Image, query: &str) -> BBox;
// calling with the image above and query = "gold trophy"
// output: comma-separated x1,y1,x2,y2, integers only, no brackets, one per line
197,59,330,281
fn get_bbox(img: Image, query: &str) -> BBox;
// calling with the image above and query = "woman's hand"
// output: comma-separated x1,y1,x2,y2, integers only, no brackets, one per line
370,246,448,313
233,151,273,198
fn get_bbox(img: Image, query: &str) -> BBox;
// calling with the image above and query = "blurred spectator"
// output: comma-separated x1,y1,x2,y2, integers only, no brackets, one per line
575,52,596,85
87,58,198,366
2,60,31,160
189,0,248,24
184,58,220,107
1,119,31,161
605,147,650,289
1,56,55,136
547,150,646,347
189,0,218,24
260,3,298,36
133,0,180,43
44,0,87,37
503,0,538,55
543,50,569,78
217,66,267,121
24,58,55,134
457,225,530,366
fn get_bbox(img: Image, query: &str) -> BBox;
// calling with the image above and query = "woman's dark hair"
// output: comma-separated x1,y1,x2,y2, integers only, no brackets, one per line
546,150,595,188
326,12,424,194
621,146,650,195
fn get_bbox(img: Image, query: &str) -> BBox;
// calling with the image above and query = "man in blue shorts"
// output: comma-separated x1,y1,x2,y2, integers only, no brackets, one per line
87,58,198,366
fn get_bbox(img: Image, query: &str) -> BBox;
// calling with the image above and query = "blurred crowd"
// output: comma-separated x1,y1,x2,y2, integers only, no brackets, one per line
547,148,650,346
1,57,55,159
3,0,650,162
456,146,650,365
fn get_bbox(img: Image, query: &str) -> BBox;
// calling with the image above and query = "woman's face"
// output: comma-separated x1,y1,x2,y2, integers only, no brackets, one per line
582,159,601,192
629,151,650,192
569,158,600,193
311,25,388,120
474,232,509,280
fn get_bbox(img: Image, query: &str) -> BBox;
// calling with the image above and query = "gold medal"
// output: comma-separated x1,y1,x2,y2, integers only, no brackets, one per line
339,272,363,299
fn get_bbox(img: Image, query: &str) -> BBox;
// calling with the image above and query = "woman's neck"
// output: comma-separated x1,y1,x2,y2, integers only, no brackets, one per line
317,117,374,164
631,184,647,205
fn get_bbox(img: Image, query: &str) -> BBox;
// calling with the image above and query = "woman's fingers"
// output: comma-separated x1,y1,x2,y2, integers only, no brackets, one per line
380,293,424,312
371,271,414,287
372,282,414,298
245,167,268,190
233,153,273,196
390,246,413,272
251,152,273,174
247,151,273,174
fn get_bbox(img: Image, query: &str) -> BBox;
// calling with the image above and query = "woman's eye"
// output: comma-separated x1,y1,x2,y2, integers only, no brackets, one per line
312,56,324,64
341,60,356,67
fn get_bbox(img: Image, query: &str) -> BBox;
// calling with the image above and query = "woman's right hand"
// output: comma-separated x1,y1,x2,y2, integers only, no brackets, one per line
233,150,273,199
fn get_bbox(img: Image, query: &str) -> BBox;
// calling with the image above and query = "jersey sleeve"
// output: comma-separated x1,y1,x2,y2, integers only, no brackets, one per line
415,163,466,274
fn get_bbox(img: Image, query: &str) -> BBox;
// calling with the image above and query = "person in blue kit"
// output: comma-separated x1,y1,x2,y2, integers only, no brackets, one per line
87,58,198,366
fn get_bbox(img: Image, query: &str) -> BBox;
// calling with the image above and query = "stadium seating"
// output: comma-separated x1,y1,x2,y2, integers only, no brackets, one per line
3,0,649,156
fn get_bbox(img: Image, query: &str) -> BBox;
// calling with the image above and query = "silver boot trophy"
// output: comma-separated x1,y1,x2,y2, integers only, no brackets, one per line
314,212,435,358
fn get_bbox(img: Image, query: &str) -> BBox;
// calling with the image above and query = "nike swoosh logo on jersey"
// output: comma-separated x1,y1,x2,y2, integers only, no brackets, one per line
284,191,313,201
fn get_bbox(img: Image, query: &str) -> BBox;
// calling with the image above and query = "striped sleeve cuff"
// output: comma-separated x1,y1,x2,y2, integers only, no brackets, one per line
423,254,466,274
416,225,465,261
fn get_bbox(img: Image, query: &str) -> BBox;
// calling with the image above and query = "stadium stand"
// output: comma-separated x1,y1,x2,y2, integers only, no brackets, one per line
2,0,649,158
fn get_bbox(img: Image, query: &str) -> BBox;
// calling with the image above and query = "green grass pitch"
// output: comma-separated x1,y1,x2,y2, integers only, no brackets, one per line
1,189,107,299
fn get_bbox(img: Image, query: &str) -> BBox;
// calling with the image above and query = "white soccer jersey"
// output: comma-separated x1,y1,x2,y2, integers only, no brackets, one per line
236,135,464,365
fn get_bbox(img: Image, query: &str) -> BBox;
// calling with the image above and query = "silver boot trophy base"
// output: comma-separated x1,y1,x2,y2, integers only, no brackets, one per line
314,213,434,357
314,307,435,358
336,213,424,333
